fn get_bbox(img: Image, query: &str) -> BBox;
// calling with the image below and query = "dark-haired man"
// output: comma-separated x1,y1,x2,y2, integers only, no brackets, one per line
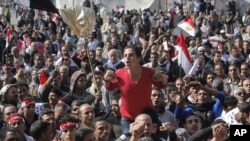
20,97,38,135
0,127,21,141
8,113,33,141
30,120,51,141
104,46,168,134
39,108,60,140
59,114,79,141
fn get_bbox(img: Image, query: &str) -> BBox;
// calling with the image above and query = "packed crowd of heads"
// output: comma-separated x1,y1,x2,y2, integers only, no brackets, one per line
0,0,250,140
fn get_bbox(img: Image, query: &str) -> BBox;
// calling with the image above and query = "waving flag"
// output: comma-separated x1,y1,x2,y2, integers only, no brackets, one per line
177,16,195,37
14,0,59,13
177,32,192,74
5,28,11,48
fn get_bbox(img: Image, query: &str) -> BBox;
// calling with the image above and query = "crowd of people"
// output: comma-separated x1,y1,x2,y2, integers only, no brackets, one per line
0,0,250,140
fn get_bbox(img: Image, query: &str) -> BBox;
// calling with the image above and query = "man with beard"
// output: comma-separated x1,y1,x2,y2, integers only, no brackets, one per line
103,49,125,70
63,71,95,106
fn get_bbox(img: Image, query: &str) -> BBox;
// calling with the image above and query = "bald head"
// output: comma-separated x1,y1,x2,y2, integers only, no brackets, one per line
135,114,152,123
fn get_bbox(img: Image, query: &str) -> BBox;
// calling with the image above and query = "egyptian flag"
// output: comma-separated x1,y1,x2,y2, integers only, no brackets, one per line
177,32,192,74
177,16,195,37
5,28,11,48
14,0,59,14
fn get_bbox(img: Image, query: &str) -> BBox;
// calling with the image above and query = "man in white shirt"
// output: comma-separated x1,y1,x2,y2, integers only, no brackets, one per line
88,31,99,51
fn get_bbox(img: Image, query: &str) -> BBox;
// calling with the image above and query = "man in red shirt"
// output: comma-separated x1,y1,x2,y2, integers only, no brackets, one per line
104,46,167,134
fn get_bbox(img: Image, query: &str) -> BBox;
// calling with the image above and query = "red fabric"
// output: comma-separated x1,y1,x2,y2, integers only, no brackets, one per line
60,121,77,130
6,28,11,38
184,16,195,28
40,69,47,85
106,67,165,120
5,28,11,48
21,99,35,107
8,114,23,124
177,32,192,63
18,40,23,53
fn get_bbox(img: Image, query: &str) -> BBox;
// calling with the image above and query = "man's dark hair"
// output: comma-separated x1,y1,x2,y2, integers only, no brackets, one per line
30,120,50,141
49,88,63,97
33,52,43,59
222,95,238,110
16,83,29,89
59,114,79,125
0,127,21,140
55,103,70,113
71,100,85,108
124,46,142,58
1,104,17,117
213,51,222,57
92,116,107,128
75,127,94,141
181,113,203,125
38,108,54,120
96,42,104,48
152,86,164,97
22,97,35,102
238,102,250,113
142,108,161,126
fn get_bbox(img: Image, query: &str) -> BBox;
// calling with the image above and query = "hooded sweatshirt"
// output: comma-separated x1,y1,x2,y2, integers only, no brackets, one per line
63,71,95,105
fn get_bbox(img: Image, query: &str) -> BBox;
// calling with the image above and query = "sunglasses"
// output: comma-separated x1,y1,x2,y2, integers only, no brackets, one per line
236,92,246,96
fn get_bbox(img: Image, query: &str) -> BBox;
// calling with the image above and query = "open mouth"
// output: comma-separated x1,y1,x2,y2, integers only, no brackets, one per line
154,100,159,104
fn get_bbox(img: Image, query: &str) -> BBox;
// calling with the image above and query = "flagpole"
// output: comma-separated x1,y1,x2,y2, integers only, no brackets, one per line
179,45,182,78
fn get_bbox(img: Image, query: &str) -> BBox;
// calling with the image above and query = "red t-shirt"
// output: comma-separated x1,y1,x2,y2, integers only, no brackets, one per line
106,67,165,120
